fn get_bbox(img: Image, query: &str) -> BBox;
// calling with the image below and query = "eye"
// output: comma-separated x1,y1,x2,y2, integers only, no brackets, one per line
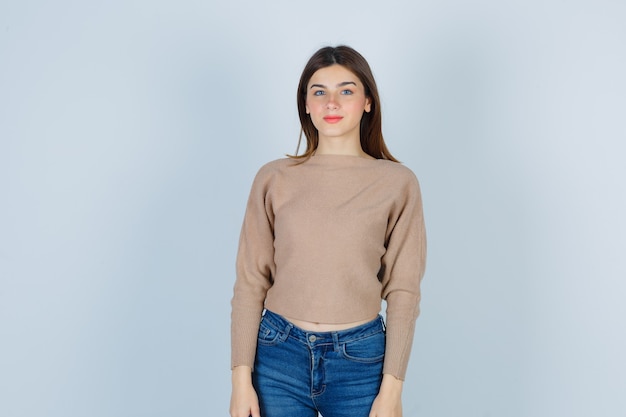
341,89,354,95
313,90,325,96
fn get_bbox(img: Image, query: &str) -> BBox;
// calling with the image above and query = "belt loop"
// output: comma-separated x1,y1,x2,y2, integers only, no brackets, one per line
280,322,293,342
332,332,340,352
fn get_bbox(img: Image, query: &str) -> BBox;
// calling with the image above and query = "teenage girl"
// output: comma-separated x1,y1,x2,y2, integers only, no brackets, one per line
230,45,427,417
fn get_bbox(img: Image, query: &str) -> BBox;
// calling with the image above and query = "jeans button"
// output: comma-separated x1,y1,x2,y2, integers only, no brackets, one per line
308,335,317,343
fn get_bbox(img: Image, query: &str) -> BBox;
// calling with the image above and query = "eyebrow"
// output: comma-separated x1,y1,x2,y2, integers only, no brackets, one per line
309,81,358,89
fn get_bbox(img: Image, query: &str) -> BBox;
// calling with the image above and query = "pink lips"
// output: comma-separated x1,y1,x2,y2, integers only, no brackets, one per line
323,116,343,124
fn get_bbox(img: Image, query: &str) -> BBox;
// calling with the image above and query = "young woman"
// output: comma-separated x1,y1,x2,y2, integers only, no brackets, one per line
230,45,427,417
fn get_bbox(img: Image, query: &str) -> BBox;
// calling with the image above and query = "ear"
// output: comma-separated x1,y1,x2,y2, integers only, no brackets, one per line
305,103,310,114
364,97,372,113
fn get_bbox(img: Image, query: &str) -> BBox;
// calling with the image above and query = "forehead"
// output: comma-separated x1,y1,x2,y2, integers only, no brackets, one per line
308,64,362,87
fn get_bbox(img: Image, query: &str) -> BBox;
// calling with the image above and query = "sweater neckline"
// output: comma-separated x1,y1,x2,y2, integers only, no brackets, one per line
309,154,379,162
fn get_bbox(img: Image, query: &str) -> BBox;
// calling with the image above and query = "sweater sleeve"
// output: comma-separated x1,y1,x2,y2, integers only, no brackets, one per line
380,171,427,380
230,165,276,370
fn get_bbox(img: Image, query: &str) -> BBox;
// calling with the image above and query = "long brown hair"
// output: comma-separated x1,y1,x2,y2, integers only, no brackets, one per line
289,45,398,162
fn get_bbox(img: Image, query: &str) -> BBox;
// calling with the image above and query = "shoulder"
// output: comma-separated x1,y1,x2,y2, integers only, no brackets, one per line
376,160,420,186
255,157,297,178
258,157,296,172
374,160,423,207
250,157,297,187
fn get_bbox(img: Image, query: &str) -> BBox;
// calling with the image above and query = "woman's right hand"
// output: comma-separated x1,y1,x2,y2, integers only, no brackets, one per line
230,366,261,417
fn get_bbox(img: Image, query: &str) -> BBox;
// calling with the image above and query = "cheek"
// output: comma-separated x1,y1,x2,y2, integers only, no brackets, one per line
306,101,324,116
346,100,366,114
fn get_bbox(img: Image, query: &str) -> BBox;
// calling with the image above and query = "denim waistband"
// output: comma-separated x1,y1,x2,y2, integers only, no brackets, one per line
262,309,385,347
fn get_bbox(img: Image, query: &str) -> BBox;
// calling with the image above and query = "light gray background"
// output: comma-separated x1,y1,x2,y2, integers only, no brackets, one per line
1,0,625,416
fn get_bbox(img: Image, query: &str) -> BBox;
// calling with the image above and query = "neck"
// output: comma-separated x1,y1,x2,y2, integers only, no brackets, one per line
316,135,370,158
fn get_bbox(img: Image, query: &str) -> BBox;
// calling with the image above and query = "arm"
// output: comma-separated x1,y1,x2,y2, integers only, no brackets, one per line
371,170,426,416
380,171,426,379
230,165,277,415
231,164,276,370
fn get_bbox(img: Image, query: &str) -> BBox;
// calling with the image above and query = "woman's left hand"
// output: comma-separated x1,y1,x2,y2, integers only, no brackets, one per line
369,373,404,417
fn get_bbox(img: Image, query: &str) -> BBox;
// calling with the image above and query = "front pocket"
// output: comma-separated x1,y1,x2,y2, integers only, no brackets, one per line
257,318,282,346
341,331,385,363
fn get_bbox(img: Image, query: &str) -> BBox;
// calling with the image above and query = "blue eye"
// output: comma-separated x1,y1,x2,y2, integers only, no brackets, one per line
341,90,353,95
313,90,325,96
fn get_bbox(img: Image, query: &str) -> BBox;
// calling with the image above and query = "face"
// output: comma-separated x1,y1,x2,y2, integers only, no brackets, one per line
305,64,371,142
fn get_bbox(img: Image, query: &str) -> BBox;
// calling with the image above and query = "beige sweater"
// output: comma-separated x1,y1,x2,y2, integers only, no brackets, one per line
231,154,427,380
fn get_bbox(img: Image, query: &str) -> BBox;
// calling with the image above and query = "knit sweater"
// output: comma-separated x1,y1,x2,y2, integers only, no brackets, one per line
231,154,427,380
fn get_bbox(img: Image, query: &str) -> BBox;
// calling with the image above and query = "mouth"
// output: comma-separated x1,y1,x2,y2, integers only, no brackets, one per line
323,116,343,124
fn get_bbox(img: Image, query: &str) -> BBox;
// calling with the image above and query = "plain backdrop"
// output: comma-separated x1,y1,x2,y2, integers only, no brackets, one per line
1,1,625,416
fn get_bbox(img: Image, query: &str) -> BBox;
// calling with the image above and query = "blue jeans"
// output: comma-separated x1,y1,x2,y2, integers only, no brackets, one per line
253,310,385,417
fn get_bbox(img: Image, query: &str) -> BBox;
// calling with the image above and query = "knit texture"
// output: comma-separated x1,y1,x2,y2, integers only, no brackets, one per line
231,154,427,380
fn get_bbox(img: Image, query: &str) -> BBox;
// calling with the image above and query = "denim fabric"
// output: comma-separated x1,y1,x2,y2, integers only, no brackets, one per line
253,310,385,417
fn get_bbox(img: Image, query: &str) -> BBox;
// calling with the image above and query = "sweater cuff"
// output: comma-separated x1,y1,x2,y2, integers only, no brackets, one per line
230,306,263,370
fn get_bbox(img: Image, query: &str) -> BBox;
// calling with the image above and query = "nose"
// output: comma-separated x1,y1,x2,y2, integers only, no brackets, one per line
326,93,339,110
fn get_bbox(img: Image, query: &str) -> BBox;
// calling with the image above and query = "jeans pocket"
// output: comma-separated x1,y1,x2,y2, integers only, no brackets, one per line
257,317,282,346
341,331,385,363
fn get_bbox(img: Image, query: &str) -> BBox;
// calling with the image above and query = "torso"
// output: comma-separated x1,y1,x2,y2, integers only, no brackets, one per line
258,155,419,325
